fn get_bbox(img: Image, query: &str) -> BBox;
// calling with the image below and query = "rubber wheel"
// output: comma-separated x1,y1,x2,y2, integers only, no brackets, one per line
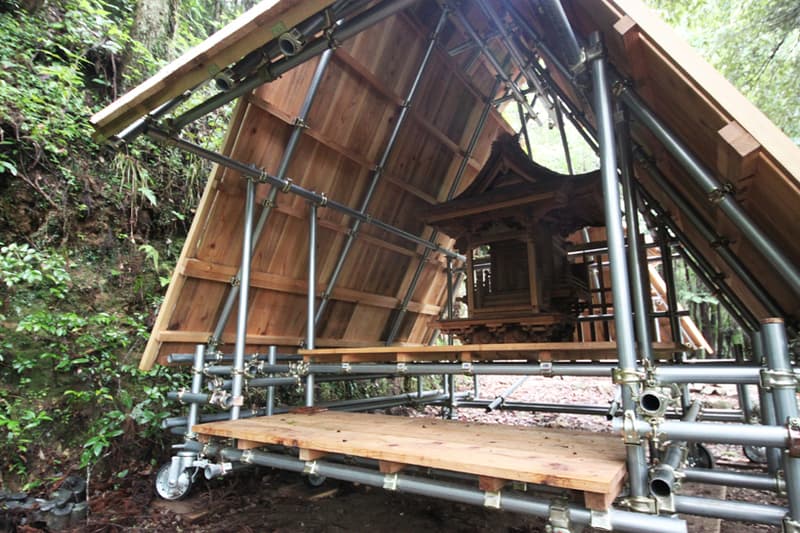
155,463,195,500
743,445,768,464
304,473,327,488
687,443,715,469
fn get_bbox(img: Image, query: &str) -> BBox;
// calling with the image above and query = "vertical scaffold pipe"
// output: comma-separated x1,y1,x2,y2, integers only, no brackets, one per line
266,345,277,416
305,203,317,407
588,31,648,501
762,319,800,521
616,107,654,363
186,344,205,437
755,330,782,474
231,178,255,420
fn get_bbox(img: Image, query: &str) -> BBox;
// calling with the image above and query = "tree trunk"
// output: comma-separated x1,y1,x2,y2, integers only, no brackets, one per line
131,0,179,62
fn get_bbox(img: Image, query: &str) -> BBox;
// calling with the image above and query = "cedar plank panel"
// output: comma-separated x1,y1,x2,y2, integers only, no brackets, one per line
193,411,626,498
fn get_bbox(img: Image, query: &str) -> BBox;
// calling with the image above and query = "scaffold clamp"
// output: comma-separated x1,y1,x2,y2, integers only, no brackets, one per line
622,410,641,445
788,418,800,458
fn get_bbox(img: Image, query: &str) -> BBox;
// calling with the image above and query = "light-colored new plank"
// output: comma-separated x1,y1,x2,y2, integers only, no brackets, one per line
193,411,626,496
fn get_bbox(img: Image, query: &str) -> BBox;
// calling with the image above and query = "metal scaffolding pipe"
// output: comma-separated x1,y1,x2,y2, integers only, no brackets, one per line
619,87,800,298
636,184,758,331
589,30,648,500
384,76,500,344
536,0,583,72
476,0,553,124
164,390,448,429
762,319,800,520
649,401,701,498
185,345,205,437
315,7,448,323
618,418,790,448
266,345,277,416
231,178,255,420
306,362,614,376
450,6,538,127
634,149,783,318
617,106,654,363
653,366,761,385
684,468,784,492
167,352,301,364
486,376,529,412
145,129,463,262
210,49,334,347
305,203,317,407
674,495,787,526
170,0,422,131
555,102,573,174
753,330,783,474
458,400,610,417
196,446,686,533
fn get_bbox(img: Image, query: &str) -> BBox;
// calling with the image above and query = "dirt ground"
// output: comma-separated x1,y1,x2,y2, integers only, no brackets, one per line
78,376,782,532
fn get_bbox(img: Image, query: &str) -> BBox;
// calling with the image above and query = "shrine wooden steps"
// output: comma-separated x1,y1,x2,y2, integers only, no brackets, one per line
193,410,627,510
299,341,684,363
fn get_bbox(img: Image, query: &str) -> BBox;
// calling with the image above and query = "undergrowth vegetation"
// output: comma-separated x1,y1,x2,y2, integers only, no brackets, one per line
0,0,242,489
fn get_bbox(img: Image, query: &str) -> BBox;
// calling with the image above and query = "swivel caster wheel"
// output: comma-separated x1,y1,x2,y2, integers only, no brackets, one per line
155,463,197,500
743,445,768,464
687,443,715,469
304,473,327,488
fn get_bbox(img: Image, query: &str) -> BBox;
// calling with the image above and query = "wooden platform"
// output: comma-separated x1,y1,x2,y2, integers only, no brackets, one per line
299,341,684,363
193,411,627,510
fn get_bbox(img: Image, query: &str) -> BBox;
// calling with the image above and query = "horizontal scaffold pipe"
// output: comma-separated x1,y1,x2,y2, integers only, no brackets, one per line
217,373,395,389
189,445,687,533
457,400,609,417
305,362,615,376
616,418,791,448
164,389,448,429
146,128,464,263
167,353,301,364
684,468,785,493
203,364,291,375
303,362,792,385
674,495,787,525
457,401,743,422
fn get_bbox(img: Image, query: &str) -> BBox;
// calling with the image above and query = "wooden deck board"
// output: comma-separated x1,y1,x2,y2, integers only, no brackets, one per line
299,342,684,363
193,411,626,505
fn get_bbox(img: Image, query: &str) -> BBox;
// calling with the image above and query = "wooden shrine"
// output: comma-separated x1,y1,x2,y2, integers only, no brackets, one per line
426,134,604,343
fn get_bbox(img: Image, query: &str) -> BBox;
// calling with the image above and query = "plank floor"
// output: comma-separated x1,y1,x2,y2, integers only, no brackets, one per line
193,411,627,510
299,341,684,363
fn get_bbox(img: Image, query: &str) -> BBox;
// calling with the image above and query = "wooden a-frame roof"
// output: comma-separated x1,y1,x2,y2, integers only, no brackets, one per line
90,0,800,369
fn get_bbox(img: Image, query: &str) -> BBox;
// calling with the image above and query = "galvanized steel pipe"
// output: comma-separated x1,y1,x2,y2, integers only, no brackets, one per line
231,178,255,420
620,87,800,298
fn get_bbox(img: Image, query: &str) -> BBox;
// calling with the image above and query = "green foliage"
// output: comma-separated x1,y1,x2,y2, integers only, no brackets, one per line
645,0,800,144
0,243,181,480
0,243,71,302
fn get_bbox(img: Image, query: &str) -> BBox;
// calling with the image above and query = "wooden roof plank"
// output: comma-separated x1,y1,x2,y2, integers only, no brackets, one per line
90,0,335,140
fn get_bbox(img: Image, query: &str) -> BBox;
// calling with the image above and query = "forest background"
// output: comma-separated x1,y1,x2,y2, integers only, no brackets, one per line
0,0,798,493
